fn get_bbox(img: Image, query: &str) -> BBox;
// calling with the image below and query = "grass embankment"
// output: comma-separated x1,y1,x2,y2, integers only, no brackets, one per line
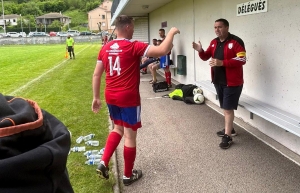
0,43,115,193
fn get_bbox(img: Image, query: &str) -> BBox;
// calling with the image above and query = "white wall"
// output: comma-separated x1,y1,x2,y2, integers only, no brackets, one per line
149,0,300,154
149,0,195,83
150,0,300,116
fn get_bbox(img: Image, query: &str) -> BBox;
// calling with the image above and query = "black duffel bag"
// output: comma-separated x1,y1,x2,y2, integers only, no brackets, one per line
152,81,169,93
0,94,74,193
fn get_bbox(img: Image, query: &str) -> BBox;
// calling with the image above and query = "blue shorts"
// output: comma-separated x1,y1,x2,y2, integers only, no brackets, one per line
160,55,170,68
214,84,243,110
107,104,141,130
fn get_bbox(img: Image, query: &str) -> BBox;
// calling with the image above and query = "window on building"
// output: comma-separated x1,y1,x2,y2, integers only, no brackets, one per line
13,19,16,22
102,15,105,19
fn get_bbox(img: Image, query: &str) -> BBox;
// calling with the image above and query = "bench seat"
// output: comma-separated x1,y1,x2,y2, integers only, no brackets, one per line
195,80,300,138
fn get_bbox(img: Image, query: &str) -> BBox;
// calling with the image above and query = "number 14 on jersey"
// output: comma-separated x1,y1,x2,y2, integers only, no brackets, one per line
108,56,121,76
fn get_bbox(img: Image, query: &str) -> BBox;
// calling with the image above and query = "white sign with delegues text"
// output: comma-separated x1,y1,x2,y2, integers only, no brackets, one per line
237,0,268,16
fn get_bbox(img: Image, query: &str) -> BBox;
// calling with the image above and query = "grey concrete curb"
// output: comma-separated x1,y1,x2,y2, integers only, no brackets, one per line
112,151,120,193
108,119,121,193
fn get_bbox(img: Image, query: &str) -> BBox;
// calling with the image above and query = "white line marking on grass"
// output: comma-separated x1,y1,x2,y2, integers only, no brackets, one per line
9,46,91,96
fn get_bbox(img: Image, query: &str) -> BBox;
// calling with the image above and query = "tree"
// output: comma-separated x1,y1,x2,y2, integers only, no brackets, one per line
17,0,30,3
2,2,20,14
21,2,42,16
86,1,99,12
49,20,62,28
24,15,38,31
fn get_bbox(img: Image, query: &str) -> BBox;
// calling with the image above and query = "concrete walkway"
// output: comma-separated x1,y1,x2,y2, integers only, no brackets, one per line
113,73,300,193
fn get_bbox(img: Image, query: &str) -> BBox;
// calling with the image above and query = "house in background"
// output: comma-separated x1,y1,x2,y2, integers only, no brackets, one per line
35,12,71,26
88,0,114,33
0,14,21,27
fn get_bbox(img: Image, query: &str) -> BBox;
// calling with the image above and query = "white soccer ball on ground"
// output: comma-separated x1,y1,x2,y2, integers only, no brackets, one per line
193,93,205,104
193,87,203,95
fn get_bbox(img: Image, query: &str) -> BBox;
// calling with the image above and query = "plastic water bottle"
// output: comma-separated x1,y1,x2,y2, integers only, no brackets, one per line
76,136,84,144
83,134,95,141
85,159,101,165
83,150,99,156
85,140,99,146
99,148,105,155
87,154,102,159
70,146,86,152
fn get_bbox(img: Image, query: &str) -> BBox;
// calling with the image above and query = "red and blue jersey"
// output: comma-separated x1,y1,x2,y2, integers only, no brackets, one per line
97,39,150,107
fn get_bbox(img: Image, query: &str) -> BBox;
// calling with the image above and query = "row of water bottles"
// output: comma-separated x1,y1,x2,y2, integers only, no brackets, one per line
84,148,105,157
69,133,104,165
70,134,99,153
75,133,100,146
85,159,102,165
85,148,105,165
70,140,99,150
76,134,96,144
70,145,103,152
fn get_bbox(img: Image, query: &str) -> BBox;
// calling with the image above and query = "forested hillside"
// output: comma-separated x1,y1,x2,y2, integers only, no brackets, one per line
0,0,106,31
1,0,104,15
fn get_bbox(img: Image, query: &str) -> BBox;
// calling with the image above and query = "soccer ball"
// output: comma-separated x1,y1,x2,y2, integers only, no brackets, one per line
193,93,205,104
193,87,203,95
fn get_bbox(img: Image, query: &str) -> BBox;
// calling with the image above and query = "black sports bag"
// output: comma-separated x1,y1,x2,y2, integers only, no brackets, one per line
0,94,74,193
152,81,169,93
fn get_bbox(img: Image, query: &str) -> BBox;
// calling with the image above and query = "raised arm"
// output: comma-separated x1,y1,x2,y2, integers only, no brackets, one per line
146,27,180,58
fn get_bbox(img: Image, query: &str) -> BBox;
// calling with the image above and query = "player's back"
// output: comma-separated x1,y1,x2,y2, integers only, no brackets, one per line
98,39,149,107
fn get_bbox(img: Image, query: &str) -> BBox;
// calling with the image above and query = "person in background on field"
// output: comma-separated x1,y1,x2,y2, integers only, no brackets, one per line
66,35,75,59
92,15,179,186
192,18,246,149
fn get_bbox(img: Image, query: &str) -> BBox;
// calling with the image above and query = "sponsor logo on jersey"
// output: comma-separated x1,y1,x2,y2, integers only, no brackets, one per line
110,43,119,50
107,42,122,54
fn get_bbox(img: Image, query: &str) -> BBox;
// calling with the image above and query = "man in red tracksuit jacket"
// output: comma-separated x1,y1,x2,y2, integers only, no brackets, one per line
192,18,246,149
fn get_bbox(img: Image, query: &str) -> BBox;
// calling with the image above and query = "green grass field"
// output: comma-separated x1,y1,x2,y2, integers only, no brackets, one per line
0,43,115,193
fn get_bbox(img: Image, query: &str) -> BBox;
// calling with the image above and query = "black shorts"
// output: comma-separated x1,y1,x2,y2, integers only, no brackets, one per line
214,84,243,110
67,46,73,52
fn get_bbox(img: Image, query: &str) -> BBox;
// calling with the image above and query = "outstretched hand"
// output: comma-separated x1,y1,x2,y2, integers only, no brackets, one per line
192,41,203,52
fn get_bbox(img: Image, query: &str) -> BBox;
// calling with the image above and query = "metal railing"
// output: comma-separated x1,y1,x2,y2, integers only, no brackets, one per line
0,35,102,45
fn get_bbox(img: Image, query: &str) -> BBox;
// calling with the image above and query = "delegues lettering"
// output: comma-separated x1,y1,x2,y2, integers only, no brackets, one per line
238,1,266,14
